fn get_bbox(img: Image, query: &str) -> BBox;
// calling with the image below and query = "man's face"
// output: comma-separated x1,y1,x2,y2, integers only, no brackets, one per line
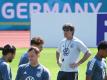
28,50,39,65
7,53,15,62
37,44,43,52
102,49,107,58
63,29,73,39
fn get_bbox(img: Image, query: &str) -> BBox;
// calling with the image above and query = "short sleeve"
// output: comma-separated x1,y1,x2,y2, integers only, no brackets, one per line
42,68,51,80
57,42,62,53
78,41,89,54
15,66,23,80
0,63,11,80
86,59,96,76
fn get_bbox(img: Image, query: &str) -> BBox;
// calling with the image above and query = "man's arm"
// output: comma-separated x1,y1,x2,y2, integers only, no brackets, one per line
86,60,96,80
105,76,107,80
70,51,91,68
1,64,11,80
15,66,22,80
42,69,51,80
78,51,91,66
56,51,62,67
86,75,92,80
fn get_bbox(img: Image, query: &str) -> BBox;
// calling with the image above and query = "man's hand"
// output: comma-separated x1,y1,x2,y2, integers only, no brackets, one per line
56,51,62,67
57,61,62,67
69,62,80,68
70,51,91,68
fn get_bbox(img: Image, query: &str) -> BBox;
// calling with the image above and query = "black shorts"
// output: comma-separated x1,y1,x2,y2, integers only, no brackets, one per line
57,71,78,80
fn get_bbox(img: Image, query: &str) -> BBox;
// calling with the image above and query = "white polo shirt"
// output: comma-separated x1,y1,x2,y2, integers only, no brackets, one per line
57,37,89,72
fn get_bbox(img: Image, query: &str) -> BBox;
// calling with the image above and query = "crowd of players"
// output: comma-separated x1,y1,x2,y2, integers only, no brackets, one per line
0,23,107,80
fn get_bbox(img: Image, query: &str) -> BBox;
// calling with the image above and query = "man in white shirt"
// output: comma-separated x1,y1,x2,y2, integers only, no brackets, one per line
56,23,91,80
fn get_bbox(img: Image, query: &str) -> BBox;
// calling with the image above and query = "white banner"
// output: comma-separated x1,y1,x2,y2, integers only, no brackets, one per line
31,13,102,47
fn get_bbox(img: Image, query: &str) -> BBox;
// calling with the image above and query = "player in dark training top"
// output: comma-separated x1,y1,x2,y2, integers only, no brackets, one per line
0,44,16,80
86,41,107,80
16,47,50,80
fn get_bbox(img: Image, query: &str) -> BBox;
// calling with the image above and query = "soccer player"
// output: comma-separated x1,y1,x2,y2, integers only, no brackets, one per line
56,23,91,80
16,47,51,80
0,44,16,80
86,41,107,80
19,36,44,65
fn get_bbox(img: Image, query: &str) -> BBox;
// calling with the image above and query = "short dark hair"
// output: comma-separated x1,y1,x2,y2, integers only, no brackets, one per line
97,41,107,51
28,47,40,54
0,44,16,56
30,37,44,46
62,23,75,35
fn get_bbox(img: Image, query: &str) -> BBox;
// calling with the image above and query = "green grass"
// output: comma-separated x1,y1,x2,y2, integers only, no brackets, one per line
0,48,97,80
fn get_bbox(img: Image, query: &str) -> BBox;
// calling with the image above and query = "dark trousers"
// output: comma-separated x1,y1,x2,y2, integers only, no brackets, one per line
57,71,78,80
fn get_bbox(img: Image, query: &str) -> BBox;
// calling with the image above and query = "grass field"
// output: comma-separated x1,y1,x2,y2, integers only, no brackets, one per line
0,48,97,80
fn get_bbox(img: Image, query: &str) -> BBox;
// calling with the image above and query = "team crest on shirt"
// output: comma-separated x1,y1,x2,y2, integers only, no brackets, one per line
25,76,35,80
63,48,70,56
36,71,42,77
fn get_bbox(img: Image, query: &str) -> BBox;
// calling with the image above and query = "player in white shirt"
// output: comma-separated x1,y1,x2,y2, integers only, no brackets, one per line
56,23,91,80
